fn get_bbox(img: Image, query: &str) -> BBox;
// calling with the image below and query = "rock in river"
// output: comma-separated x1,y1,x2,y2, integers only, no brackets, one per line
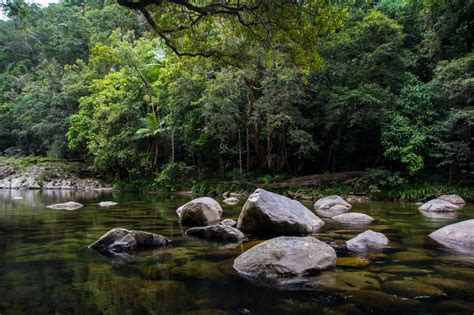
223,197,239,205
89,228,171,255
429,219,474,250
98,201,118,207
233,236,336,281
418,199,459,212
314,195,352,217
438,194,465,205
346,230,389,251
46,201,83,210
315,195,352,210
237,189,324,235
332,212,374,225
185,225,245,243
219,218,237,228
177,197,223,226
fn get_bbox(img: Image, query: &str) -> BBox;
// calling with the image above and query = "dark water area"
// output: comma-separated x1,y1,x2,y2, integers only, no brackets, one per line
1,190,474,314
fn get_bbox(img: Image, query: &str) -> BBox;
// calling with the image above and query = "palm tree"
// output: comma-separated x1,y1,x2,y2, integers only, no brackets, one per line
135,112,166,168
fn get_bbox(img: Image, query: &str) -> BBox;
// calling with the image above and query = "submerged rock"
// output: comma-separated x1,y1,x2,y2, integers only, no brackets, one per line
429,219,474,250
98,201,118,207
332,212,374,225
237,189,324,235
219,218,237,228
419,210,458,220
348,290,420,313
438,194,465,205
223,197,239,205
177,197,223,226
382,280,444,298
46,201,83,210
418,199,459,212
346,230,389,251
318,270,380,291
233,236,336,283
391,251,432,263
336,256,370,268
89,228,171,255
185,225,245,243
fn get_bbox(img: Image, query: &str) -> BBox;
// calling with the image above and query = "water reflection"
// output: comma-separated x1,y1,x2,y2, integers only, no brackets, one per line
0,192,473,314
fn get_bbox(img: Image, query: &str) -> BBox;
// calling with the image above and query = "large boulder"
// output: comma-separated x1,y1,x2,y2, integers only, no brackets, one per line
332,212,374,225
233,236,336,281
346,230,389,251
177,197,223,226
89,228,171,254
438,194,465,205
185,225,245,243
237,189,324,235
429,219,474,249
418,199,459,212
46,201,83,210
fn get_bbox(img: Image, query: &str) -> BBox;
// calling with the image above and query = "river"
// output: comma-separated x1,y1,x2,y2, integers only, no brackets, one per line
0,190,473,314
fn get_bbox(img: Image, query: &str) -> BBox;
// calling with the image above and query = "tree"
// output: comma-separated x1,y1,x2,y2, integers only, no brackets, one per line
135,112,166,168
118,0,347,68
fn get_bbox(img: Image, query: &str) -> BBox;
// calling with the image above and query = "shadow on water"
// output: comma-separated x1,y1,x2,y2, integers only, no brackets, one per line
0,191,474,314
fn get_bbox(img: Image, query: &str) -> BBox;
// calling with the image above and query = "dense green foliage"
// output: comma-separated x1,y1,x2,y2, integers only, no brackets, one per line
0,0,472,193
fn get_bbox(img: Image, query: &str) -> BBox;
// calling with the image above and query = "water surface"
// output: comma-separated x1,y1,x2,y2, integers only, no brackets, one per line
1,190,474,314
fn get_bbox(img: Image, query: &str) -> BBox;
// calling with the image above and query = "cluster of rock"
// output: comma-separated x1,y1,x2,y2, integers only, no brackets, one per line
0,164,108,190
86,189,471,290
46,200,118,210
418,194,465,213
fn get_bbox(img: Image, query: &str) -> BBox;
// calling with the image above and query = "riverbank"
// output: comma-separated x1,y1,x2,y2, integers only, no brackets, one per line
0,156,109,191
1,156,472,202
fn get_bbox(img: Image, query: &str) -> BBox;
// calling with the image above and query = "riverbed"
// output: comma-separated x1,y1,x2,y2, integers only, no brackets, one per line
0,190,473,314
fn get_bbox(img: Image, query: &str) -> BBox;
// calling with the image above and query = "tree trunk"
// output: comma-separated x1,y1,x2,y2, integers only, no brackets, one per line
154,139,159,169
219,153,224,179
238,127,243,177
171,128,175,163
246,126,250,171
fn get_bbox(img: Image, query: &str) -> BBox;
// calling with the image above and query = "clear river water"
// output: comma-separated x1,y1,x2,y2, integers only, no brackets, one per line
0,190,473,314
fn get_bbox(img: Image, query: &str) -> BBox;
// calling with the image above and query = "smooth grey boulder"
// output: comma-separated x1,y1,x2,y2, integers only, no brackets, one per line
98,201,118,207
46,201,83,210
332,212,374,225
315,195,351,210
438,194,465,205
314,195,351,217
219,218,237,228
177,197,223,226
237,189,324,235
223,197,239,205
346,230,389,251
418,199,459,212
89,228,171,254
233,236,336,280
429,219,474,249
185,225,245,243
